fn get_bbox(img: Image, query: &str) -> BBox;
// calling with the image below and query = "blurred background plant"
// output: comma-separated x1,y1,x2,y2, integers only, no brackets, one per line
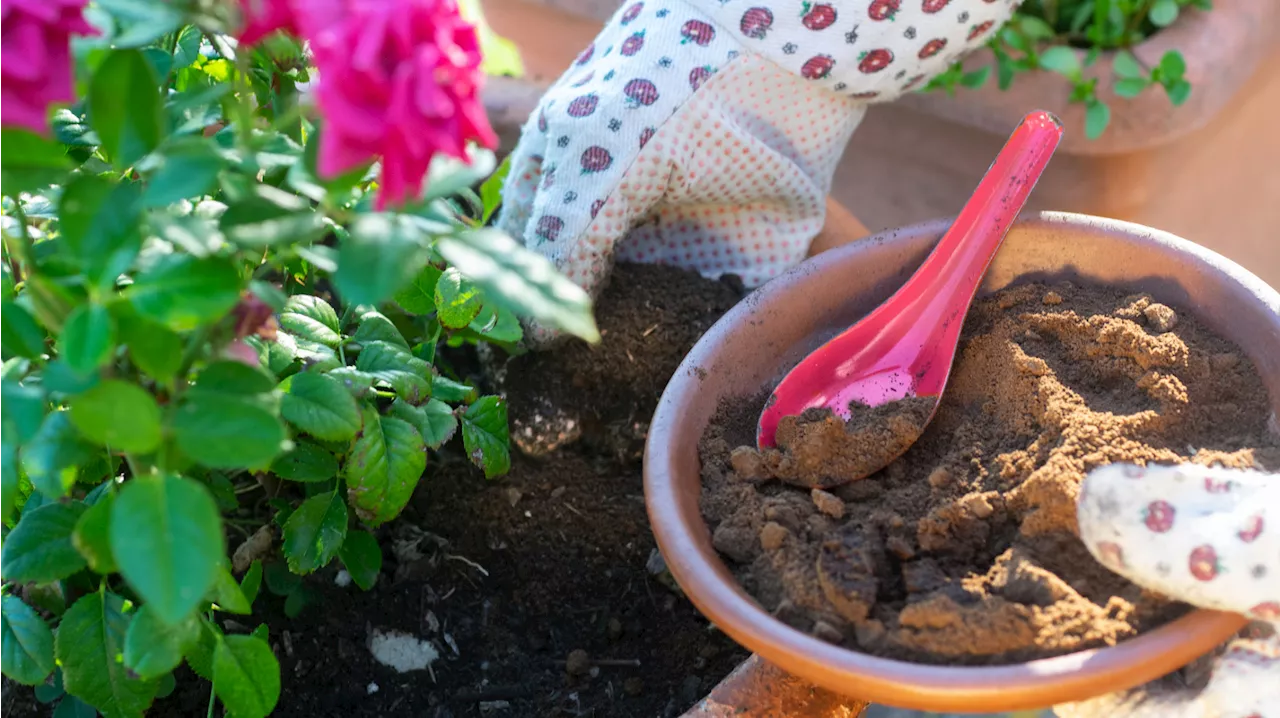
925,0,1211,138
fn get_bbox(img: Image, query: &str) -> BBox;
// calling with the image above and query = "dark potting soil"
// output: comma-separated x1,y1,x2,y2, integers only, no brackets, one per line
9,263,749,718
700,283,1280,665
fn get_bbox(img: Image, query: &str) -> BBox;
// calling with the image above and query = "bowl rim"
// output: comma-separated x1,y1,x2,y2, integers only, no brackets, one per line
643,211,1267,712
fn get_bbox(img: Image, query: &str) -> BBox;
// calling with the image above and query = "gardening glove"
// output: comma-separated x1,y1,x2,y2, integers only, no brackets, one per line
1054,462,1280,718
497,0,1022,346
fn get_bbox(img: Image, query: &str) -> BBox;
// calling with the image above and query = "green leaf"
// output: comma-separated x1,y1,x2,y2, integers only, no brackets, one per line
959,66,990,89
73,492,119,574
184,620,219,681
461,396,510,479
1114,78,1150,98
345,406,426,526
1112,51,1145,80
1038,46,1081,78
1,380,45,445
0,499,87,583
41,360,100,397
435,229,599,342
53,695,97,718
468,305,523,344
279,295,341,347
142,140,224,208
122,606,199,680
21,412,95,499
117,314,182,384
1165,78,1192,106
213,634,281,718
1,444,17,526
240,560,263,606
338,530,381,590
69,380,162,454
172,25,202,69
0,129,70,195
191,361,277,396
390,398,458,449
208,565,251,614
129,254,243,331
56,591,157,718
393,265,443,315
57,175,143,288
282,492,348,574
351,310,409,349
334,214,430,307
431,375,477,404
1149,0,1179,27
434,267,484,329
89,49,165,169
422,148,498,202
1158,50,1187,81
147,211,225,258
286,124,371,203
219,194,326,248
1,595,56,685
270,441,339,482
98,0,184,47
58,305,116,375
25,275,77,334
110,474,224,625
477,156,510,224
1,300,47,358
1085,99,1112,140
355,341,432,403
173,392,285,470
280,372,362,441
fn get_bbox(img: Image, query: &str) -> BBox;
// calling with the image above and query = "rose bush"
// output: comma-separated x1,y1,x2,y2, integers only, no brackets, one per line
0,0,594,715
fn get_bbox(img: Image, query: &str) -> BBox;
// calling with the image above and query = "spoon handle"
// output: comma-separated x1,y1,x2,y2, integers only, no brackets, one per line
910,111,1065,332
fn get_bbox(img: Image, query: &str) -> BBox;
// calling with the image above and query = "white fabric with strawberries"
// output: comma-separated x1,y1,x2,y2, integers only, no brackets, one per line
1054,463,1280,718
497,0,1020,346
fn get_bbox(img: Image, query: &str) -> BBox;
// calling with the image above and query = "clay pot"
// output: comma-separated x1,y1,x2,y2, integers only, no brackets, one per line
645,211,1278,712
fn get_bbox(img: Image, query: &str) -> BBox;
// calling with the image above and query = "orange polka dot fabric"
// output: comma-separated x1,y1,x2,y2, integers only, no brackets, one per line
1060,462,1280,718
498,0,1022,346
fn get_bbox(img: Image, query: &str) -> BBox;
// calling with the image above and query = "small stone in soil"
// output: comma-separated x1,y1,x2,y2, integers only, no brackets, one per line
565,649,591,677
729,445,768,480
368,628,440,673
624,677,644,696
1143,302,1178,332
810,488,844,518
758,521,789,551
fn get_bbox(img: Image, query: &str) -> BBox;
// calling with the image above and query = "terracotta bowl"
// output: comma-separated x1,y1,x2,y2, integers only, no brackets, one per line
644,211,1279,712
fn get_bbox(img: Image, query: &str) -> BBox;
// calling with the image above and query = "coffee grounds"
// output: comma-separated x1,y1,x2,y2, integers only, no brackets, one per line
745,397,936,488
699,282,1280,665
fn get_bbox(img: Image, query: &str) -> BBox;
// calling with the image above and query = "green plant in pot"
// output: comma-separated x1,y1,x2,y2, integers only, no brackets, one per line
0,1,594,716
926,0,1211,138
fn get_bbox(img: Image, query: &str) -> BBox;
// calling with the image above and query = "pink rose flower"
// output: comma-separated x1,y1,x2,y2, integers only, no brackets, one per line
308,0,498,209
1,0,97,135
236,0,344,47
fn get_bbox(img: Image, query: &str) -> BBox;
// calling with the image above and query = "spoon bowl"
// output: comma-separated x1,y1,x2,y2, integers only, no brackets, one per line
757,111,1065,481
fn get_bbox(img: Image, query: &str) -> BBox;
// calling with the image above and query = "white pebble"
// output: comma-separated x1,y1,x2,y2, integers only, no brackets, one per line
334,570,352,587
368,629,439,674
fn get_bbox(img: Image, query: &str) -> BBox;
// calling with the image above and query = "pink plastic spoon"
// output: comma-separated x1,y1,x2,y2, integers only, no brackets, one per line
757,110,1065,466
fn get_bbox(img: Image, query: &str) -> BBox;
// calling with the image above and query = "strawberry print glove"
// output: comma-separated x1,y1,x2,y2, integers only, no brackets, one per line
1055,463,1280,718
497,0,1021,346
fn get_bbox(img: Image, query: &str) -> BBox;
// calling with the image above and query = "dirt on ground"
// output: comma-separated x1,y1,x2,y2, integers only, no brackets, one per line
700,282,1280,665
